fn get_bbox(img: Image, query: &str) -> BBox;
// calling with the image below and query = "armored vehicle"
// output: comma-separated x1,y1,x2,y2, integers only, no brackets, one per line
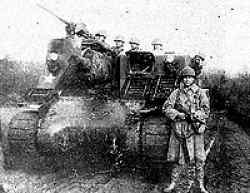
1,33,193,171
1,37,123,168
1,5,197,170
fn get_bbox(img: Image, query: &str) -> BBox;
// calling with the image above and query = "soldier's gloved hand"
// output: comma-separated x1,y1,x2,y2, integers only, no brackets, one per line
177,112,186,120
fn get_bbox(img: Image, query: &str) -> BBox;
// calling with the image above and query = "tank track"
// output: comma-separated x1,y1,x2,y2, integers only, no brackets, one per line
2,112,40,170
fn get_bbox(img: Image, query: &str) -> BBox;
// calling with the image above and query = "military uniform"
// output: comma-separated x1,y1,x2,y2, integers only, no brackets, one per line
111,35,126,95
112,46,125,56
94,30,111,51
128,47,141,52
65,22,76,39
128,37,141,52
112,35,125,56
162,66,210,193
65,23,91,49
111,45,125,91
190,53,205,87
151,38,164,55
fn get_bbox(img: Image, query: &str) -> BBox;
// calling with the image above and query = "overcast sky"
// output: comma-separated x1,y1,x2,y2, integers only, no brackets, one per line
0,0,249,75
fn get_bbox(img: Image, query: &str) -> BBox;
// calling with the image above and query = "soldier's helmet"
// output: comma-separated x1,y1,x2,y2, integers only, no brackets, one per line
151,38,163,45
181,66,196,77
129,37,140,45
95,30,107,38
75,23,88,33
194,52,205,61
114,35,125,42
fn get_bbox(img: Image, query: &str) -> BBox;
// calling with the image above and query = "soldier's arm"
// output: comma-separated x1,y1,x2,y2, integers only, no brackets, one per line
162,89,182,120
194,89,210,123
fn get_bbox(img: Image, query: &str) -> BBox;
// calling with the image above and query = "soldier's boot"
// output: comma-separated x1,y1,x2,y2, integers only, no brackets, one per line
199,180,209,193
163,181,176,193
197,162,209,193
197,171,209,193
163,164,181,192
186,162,195,192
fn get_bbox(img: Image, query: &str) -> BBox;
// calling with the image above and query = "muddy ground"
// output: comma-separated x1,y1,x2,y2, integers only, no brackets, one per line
0,107,249,193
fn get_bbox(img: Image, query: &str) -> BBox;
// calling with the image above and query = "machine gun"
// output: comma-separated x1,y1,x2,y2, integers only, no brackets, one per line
175,103,205,133
37,4,90,38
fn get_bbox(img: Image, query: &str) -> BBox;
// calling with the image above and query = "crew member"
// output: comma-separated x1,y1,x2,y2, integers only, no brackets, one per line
94,30,111,51
151,38,164,55
112,35,125,56
128,37,141,51
190,52,206,86
95,30,108,43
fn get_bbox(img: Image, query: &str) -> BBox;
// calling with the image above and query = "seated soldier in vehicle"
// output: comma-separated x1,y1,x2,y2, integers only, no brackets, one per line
151,38,164,55
65,22,76,39
111,35,126,95
190,52,205,87
65,22,92,50
162,66,210,193
95,30,107,43
94,30,111,50
111,35,125,56
128,37,141,52
75,23,91,39
73,23,91,49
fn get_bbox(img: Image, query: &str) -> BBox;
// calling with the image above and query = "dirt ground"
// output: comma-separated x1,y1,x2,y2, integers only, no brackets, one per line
0,107,249,193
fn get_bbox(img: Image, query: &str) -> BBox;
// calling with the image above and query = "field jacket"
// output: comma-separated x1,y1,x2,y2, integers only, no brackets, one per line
162,84,210,138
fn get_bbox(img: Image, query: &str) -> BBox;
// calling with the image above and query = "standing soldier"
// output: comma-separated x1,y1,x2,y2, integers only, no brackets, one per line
128,37,141,51
151,38,164,55
162,66,210,193
112,35,125,56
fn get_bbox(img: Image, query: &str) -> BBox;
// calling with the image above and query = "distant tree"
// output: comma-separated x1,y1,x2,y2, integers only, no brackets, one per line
0,57,44,105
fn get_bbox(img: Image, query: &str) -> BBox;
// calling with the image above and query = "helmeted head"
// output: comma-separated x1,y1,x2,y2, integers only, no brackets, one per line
194,52,205,64
129,37,140,50
180,66,196,87
114,35,125,47
151,38,163,51
95,30,107,42
75,23,89,37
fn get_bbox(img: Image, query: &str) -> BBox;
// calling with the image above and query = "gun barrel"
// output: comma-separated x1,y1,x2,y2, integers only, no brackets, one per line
37,3,70,25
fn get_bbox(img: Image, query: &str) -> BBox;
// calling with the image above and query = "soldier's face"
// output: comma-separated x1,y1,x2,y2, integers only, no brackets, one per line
95,35,105,42
195,57,202,64
115,41,124,47
183,76,195,87
99,36,106,42
153,45,162,50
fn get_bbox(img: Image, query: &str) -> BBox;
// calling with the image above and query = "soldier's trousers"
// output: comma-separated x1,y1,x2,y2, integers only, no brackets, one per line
167,126,206,164
167,123,206,186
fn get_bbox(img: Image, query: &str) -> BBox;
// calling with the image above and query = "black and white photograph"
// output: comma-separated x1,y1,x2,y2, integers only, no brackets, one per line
0,0,249,193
